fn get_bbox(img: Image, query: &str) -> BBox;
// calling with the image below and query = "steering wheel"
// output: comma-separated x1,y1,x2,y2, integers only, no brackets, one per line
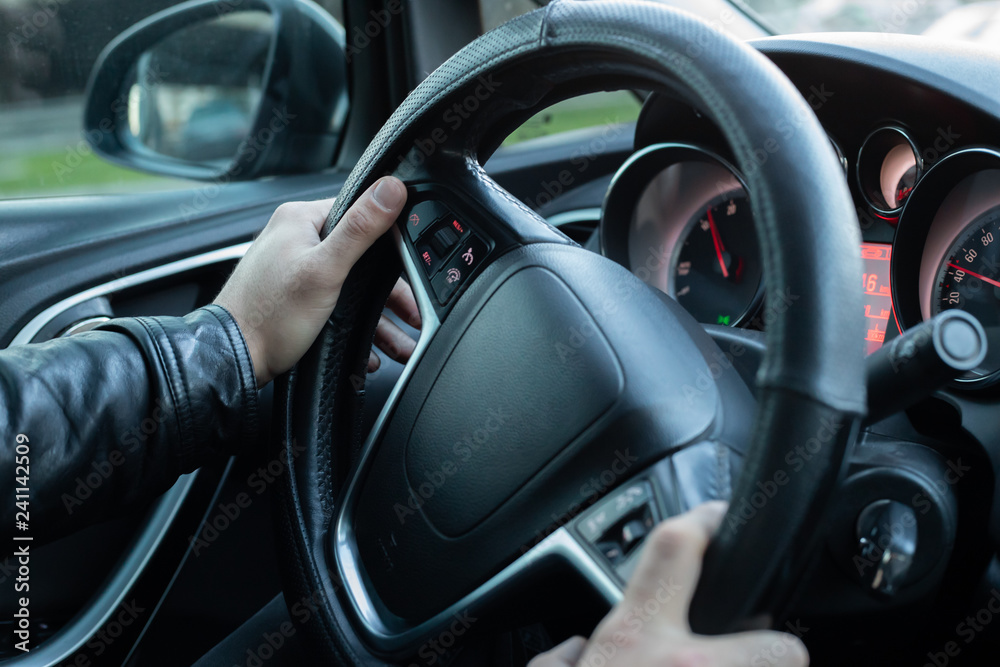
273,1,866,663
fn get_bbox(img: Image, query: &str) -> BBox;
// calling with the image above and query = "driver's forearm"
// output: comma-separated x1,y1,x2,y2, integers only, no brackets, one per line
0,305,259,547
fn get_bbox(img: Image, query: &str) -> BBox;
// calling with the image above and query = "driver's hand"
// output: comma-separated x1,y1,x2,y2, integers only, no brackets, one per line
529,502,809,667
367,276,421,373
215,176,408,386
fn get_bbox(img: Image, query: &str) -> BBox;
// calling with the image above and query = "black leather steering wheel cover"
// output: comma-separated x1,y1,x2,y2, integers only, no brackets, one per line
274,0,867,661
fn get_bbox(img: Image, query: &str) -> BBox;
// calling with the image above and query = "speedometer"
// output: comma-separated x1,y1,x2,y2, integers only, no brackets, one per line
888,148,1000,387
933,204,1000,379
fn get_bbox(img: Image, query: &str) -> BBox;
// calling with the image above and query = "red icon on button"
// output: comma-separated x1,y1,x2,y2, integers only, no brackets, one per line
451,220,464,234
409,213,420,227
422,251,432,267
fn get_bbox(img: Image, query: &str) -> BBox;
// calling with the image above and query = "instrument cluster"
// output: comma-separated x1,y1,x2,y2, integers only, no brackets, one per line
599,121,1000,389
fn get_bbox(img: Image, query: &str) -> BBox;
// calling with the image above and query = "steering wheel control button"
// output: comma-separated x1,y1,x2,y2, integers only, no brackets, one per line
576,481,661,580
430,226,461,256
621,515,652,553
579,482,653,542
432,258,468,304
405,200,449,241
457,235,487,268
430,235,489,304
598,541,625,566
448,217,470,238
416,243,444,277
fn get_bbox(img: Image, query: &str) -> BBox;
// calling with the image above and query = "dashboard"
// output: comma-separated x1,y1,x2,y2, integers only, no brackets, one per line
596,33,1000,391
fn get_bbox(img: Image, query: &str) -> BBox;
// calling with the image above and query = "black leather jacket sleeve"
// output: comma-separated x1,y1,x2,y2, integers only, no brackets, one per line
0,304,259,545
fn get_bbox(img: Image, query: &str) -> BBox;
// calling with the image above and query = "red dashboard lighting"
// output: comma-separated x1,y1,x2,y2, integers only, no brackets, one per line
860,243,894,355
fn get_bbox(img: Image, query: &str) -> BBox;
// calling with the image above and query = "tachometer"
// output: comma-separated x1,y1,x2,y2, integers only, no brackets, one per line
932,205,1000,379
600,143,763,327
672,191,762,325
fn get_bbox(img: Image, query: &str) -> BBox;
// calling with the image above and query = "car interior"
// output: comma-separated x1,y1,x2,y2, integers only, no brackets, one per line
3,0,1000,665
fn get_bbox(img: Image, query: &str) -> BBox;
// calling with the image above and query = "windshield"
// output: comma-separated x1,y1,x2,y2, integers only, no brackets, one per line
739,0,1000,42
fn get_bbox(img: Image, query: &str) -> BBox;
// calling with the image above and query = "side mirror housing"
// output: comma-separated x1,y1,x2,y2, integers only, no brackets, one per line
83,0,348,181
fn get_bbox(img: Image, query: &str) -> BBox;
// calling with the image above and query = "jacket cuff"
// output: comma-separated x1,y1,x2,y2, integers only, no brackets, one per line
201,304,262,460
99,305,261,471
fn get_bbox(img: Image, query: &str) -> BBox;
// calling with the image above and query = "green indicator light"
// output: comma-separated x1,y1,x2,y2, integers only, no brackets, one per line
716,315,731,325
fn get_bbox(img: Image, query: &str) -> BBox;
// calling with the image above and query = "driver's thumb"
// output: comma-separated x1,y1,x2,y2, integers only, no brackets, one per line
320,176,407,272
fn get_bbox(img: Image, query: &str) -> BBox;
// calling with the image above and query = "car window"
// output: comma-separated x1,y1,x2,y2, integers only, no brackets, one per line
480,0,540,31
740,0,1000,43
0,0,343,199
501,91,642,147
478,2,643,147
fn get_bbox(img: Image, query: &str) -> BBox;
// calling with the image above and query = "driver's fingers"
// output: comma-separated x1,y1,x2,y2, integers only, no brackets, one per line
526,637,587,667
622,500,727,628
706,630,810,667
318,177,407,275
386,277,422,329
374,315,417,363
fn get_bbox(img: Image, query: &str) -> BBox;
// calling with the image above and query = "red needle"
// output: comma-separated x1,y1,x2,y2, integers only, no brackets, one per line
949,262,1000,289
707,208,729,279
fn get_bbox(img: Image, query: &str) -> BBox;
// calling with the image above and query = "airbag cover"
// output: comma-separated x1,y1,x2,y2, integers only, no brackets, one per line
404,267,623,537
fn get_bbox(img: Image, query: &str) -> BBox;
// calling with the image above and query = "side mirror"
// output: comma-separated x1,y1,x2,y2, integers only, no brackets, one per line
83,0,348,181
